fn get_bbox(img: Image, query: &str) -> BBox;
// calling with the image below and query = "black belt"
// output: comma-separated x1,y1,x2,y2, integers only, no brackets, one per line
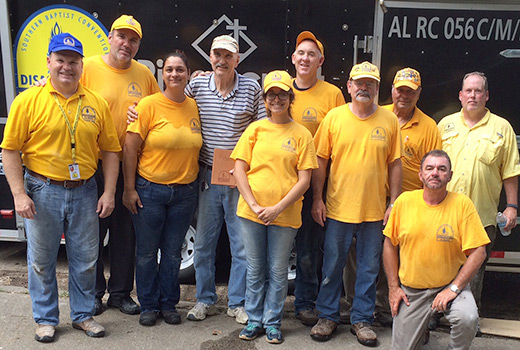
27,169,91,189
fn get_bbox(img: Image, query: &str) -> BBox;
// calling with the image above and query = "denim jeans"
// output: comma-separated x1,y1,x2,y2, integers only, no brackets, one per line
131,176,198,313
24,171,99,325
193,167,246,308
239,218,297,328
294,188,324,314
316,219,383,324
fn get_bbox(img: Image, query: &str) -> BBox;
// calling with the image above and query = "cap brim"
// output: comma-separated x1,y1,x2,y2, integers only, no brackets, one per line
264,82,291,93
112,26,142,38
394,81,419,90
210,44,238,54
50,47,83,57
351,74,380,82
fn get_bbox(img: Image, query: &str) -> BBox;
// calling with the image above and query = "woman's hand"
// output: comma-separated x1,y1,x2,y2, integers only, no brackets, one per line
258,205,282,225
122,189,142,214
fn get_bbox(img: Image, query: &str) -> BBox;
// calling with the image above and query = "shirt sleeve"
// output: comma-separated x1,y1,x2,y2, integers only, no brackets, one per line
297,131,319,171
314,112,333,159
0,95,30,151
230,124,255,164
127,98,152,141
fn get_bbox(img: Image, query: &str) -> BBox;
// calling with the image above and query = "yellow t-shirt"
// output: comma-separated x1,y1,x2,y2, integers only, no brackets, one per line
81,55,160,151
292,79,346,136
314,104,402,223
438,109,520,227
231,119,318,228
382,104,441,192
384,190,490,289
1,82,121,180
127,92,202,185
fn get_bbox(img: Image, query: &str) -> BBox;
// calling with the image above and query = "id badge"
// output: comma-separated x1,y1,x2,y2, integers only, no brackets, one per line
68,163,81,180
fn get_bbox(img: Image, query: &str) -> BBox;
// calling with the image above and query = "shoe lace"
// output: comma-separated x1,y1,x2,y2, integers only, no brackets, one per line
246,323,258,331
266,326,279,337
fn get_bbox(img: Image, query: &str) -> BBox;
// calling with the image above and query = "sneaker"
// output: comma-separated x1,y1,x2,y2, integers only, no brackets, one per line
351,322,377,347
139,311,158,326
187,302,216,321
94,297,104,316
265,326,284,344
35,324,55,343
107,296,140,315
161,310,181,325
296,309,319,326
310,318,337,342
227,306,248,324
239,323,263,341
72,317,105,337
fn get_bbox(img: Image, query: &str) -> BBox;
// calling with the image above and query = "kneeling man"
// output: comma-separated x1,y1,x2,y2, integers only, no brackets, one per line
383,150,489,350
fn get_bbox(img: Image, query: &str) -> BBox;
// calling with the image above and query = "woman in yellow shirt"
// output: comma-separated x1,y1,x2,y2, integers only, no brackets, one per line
231,70,318,343
123,50,202,327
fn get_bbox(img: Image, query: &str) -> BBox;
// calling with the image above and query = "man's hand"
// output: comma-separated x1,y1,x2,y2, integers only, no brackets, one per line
312,199,327,227
14,193,37,219
388,286,409,317
190,70,211,79
431,288,457,312
32,77,47,87
127,101,139,124
96,192,115,218
122,189,142,215
503,206,517,231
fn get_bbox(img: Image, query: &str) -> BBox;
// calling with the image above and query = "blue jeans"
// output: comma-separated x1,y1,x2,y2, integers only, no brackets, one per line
193,167,246,308
316,219,383,324
131,176,198,313
240,218,297,328
294,188,324,314
24,171,99,325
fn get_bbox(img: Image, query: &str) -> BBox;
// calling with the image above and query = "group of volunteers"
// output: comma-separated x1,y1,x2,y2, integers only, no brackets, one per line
1,12,518,350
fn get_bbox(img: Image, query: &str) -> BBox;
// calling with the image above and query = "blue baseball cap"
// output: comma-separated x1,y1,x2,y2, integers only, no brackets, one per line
48,33,83,56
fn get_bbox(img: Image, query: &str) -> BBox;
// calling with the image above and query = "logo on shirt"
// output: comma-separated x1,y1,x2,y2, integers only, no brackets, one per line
436,224,454,242
190,118,201,133
371,127,386,141
128,83,142,98
302,108,317,123
81,106,96,123
443,122,455,134
281,138,297,153
404,145,414,157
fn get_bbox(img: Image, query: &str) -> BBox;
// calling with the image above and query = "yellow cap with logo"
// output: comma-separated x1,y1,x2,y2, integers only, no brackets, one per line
263,70,293,93
349,61,380,82
393,67,421,90
111,15,142,38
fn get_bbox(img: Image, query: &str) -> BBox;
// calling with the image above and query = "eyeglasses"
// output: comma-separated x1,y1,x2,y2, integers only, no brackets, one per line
352,80,377,89
266,91,289,100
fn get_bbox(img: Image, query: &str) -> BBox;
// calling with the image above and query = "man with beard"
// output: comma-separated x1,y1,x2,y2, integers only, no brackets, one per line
310,61,401,346
383,149,489,349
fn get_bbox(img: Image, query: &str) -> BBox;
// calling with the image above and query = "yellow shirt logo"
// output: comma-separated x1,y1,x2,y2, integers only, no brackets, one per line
14,5,109,92
371,127,386,141
436,224,455,242
281,138,297,153
190,118,202,133
302,108,317,123
81,106,96,123
128,82,143,98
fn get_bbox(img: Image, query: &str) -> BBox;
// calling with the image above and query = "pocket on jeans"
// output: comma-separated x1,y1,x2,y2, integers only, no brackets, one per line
24,174,47,193
135,175,151,189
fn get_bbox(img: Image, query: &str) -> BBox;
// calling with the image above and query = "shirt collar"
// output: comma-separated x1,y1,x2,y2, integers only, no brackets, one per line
209,71,239,97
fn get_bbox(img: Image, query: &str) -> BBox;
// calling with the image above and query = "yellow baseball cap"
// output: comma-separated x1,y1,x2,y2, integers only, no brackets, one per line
393,67,421,90
296,31,324,57
111,15,142,38
263,70,293,93
349,61,380,82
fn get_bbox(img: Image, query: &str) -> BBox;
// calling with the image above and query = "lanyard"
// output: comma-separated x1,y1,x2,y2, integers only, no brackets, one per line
52,93,82,164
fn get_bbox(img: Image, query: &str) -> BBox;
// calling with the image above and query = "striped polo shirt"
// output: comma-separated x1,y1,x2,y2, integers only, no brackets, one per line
185,71,267,166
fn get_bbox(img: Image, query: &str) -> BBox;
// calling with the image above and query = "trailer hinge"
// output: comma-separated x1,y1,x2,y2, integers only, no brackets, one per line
379,0,388,14
353,35,374,64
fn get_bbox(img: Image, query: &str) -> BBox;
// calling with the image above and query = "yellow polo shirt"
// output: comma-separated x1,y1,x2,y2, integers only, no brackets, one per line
1,81,121,180
314,104,402,223
438,109,520,227
292,79,346,136
384,190,490,289
383,104,441,191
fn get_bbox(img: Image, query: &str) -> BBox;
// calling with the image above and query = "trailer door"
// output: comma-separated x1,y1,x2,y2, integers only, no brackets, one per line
373,0,520,272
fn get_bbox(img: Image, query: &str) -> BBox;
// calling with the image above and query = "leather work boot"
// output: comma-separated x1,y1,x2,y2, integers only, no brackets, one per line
351,322,377,347
296,309,319,326
35,324,55,343
310,318,337,342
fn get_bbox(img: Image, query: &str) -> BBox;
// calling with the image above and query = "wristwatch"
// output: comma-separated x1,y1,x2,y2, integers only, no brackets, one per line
450,284,461,295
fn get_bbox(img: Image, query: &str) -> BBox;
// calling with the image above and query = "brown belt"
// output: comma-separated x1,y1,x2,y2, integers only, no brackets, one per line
27,169,91,189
